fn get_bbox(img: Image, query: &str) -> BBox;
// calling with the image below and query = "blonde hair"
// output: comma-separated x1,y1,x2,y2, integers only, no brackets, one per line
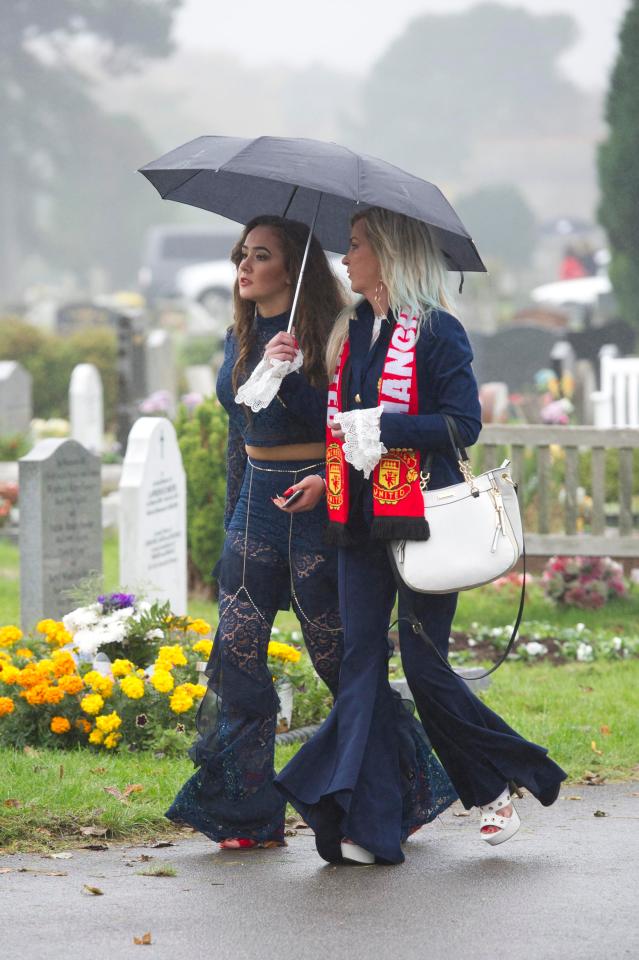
326,207,452,374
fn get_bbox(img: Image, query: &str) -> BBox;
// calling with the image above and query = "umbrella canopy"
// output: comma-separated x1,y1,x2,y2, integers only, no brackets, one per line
139,135,485,274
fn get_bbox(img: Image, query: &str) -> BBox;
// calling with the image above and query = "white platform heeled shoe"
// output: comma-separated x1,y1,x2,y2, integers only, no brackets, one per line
479,787,521,846
340,840,375,864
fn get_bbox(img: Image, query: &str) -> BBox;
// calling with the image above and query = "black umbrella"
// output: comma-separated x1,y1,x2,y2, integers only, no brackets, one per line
139,135,486,329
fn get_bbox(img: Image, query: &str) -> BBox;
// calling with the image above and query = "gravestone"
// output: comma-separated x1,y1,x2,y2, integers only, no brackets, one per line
118,417,187,614
185,364,215,397
573,359,597,424
69,363,104,454
469,326,559,392
19,439,102,629
145,330,177,414
0,361,32,437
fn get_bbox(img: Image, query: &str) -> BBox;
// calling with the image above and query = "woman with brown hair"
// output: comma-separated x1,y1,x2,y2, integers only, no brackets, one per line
166,215,346,848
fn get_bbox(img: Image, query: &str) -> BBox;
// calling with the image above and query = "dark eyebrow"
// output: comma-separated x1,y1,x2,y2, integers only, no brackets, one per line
241,244,271,254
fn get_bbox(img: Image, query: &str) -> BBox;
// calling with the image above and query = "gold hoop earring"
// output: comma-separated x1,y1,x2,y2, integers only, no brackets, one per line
374,280,387,320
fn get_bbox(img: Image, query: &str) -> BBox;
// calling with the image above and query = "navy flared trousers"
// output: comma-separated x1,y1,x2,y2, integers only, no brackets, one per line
276,539,566,863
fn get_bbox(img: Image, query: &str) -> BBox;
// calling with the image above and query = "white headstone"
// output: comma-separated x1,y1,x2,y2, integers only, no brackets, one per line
185,364,215,397
145,330,177,414
19,439,102,629
118,417,187,614
69,363,104,454
0,361,32,437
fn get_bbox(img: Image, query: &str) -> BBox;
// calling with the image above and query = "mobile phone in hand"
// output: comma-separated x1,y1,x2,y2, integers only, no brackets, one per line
282,489,304,507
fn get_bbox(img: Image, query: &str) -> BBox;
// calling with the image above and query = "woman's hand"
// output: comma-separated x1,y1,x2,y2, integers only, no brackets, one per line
264,330,298,364
330,424,345,440
273,474,325,513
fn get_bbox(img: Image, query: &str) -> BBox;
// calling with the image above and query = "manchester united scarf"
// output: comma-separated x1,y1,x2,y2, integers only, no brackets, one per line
325,310,430,544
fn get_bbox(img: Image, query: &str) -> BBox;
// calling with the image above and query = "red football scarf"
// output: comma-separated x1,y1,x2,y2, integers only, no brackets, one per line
326,310,429,544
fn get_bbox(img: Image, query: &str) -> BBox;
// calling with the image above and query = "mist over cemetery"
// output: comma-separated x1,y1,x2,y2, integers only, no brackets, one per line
1,3,638,959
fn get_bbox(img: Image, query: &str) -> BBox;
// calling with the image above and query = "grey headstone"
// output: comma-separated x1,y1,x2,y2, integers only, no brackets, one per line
0,361,32,437
184,365,215,397
573,359,597,424
145,329,177,414
469,326,559,392
19,439,102,630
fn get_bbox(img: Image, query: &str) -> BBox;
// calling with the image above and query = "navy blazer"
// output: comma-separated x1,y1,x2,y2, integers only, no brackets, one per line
344,299,482,528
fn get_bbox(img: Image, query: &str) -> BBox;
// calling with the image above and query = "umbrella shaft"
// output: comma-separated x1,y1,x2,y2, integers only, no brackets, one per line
287,193,322,334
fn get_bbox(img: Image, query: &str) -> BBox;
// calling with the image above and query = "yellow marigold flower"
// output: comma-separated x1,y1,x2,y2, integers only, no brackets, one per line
103,732,121,750
120,675,145,699
0,696,15,716
0,625,23,648
95,711,122,734
188,618,212,636
89,728,104,745
52,650,77,677
48,627,72,648
0,663,20,685
192,639,213,657
111,659,135,678
150,668,174,693
23,683,50,706
57,674,84,695
36,619,58,635
44,686,65,705
83,671,114,697
15,648,34,659
267,640,301,663
178,682,206,699
80,693,105,715
157,644,187,668
75,717,91,734
50,716,71,734
169,689,194,714
36,659,55,677
0,650,11,662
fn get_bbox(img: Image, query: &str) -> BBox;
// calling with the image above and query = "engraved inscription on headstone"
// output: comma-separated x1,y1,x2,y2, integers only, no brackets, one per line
19,439,102,630
0,361,32,437
118,417,187,614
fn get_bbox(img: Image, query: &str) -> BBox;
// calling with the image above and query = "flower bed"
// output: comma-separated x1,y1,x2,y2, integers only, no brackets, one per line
0,594,308,752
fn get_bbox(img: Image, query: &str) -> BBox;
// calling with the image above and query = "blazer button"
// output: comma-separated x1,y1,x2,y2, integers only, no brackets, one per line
355,393,361,403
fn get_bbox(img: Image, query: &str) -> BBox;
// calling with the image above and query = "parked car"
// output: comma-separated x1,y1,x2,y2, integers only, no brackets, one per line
176,253,352,324
138,224,238,303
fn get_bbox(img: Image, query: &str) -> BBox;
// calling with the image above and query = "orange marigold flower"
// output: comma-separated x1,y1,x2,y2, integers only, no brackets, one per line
44,686,65,705
57,675,84,695
0,696,15,716
50,716,71,734
52,650,77,677
24,683,50,706
75,717,91,734
15,648,34,659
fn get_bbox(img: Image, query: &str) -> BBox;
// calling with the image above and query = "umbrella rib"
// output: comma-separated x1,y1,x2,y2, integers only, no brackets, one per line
157,167,203,200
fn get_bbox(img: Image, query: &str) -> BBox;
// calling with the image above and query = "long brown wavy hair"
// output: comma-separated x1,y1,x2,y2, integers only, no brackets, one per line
230,215,345,392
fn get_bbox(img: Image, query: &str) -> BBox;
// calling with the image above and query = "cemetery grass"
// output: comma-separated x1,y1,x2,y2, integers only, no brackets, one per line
1,662,637,852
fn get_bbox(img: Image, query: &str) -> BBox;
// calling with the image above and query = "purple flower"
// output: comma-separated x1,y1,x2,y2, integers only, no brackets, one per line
98,592,136,612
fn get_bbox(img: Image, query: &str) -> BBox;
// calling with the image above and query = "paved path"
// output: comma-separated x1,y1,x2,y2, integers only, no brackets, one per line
2,783,638,960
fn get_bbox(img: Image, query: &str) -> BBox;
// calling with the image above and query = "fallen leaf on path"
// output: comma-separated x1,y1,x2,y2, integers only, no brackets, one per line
18,868,67,876
0,867,13,873
82,884,104,895
599,725,612,736
581,771,606,785
82,843,109,851
590,740,603,756
566,796,583,801
136,866,176,878
80,826,108,837
150,841,174,848
133,932,152,946
48,852,73,860
593,810,608,818
3,798,21,808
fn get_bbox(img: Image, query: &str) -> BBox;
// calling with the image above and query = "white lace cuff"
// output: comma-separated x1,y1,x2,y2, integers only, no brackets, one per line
333,404,387,478
235,350,304,412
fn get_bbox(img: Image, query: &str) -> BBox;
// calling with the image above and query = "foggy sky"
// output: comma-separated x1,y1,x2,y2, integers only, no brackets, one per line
175,0,629,91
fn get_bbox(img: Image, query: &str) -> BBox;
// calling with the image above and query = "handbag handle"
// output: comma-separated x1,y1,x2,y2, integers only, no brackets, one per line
421,414,478,493
386,542,526,680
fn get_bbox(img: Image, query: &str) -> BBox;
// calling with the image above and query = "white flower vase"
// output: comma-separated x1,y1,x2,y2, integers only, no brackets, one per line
275,679,294,733
195,661,209,689
92,652,112,677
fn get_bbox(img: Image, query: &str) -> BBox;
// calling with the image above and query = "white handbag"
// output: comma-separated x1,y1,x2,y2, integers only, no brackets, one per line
387,415,525,677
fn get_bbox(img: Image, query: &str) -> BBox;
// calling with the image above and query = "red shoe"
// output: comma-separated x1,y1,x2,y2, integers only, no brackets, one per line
219,837,286,850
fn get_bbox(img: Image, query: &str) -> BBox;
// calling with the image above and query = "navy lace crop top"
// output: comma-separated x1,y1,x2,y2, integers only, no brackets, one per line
216,309,328,527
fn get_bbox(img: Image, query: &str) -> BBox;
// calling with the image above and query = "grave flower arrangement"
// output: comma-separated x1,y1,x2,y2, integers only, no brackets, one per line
0,602,309,751
541,556,627,609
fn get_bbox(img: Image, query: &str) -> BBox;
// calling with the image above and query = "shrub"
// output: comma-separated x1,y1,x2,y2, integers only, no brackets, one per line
175,397,228,595
541,555,627,609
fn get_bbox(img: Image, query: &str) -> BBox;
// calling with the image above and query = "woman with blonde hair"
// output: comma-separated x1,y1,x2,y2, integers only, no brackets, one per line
275,206,566,865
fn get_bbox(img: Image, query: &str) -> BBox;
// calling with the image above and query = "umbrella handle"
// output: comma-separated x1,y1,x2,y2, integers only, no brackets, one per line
287,193,322,335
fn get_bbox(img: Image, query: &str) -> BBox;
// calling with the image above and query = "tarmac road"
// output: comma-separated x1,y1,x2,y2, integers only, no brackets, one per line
2,782,638,960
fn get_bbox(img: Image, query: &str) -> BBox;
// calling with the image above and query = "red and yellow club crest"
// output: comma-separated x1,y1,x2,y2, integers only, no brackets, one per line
373,449,419,506
326,442,344,510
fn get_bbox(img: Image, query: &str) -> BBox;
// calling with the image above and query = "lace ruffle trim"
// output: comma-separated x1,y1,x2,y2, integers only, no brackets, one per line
235,350,304,413
333,404,387,479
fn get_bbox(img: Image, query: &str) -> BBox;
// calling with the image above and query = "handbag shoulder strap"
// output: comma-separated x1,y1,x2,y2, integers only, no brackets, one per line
422,413,469,481
386,542,526,680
